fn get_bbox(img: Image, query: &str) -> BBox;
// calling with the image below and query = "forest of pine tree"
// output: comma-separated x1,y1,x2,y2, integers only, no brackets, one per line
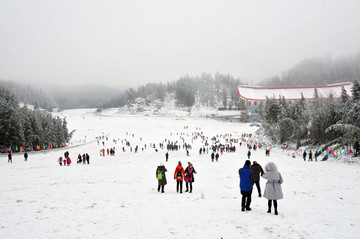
0,80,57,111
0,86,71,152
101,72,243,110
260,80,360,150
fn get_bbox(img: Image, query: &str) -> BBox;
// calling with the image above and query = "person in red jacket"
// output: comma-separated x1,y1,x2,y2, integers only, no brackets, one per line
66,157,71,166
174,161,185,193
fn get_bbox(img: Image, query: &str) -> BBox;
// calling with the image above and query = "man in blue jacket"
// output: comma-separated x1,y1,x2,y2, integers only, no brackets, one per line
239,160,255,211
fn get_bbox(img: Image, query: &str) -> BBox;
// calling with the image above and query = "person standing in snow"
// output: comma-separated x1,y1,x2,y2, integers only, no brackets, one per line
174,161,185,193
251,161,264,197
165,152,169,162
215,152,219,162
263,162,283,215
58,156,63,166
86,153,90,164
303,151,307,161
308,151,313,161
24,151,28,161
8,151,12,163
247,150,251,159
239,160,254,211
77,154,82,164
211,152,215,162
66,156,71,166
156,162,167,193
184,162,197,193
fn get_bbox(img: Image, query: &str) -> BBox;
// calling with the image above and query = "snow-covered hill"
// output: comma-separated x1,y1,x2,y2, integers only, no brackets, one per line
1,109,360,238
110,93,242,119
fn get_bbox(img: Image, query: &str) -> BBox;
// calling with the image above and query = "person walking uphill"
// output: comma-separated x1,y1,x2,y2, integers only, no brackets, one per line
174,161,185,193
184,162,197,193
156,162,167,193
239,160,255,211
251,161,264,197
263,162,283,215
8,151,12,163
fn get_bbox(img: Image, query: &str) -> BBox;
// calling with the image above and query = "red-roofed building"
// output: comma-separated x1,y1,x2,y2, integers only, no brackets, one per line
237,82,353,122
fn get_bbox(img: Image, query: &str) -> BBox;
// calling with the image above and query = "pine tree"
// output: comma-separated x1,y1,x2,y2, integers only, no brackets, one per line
352,80,360,102
340,86,350,104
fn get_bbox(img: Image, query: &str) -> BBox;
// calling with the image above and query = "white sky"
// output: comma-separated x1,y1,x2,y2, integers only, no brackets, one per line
1,0,360,88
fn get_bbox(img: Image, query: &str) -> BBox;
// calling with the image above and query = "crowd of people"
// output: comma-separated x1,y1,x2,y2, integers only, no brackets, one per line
156,161,197,194
58,151,90,166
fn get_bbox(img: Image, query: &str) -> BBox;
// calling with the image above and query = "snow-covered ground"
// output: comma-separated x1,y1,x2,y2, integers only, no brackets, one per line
1,108,360,239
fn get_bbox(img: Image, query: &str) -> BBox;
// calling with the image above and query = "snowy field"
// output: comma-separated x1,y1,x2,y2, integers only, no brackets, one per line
1,109,360,239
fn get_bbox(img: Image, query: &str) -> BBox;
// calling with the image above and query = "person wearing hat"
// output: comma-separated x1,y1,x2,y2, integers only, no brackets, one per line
239,160,255,211
156,162,167,193
251,161,264,197
174,161,185,193
263,162,283,215
184,162,197,193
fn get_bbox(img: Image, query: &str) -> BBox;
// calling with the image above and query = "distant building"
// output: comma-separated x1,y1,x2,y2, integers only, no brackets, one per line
236,82,353,122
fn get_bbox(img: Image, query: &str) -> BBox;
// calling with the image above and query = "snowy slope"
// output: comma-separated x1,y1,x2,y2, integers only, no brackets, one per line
0,109,360,239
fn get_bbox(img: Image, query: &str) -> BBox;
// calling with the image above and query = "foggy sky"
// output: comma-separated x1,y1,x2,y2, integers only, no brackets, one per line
1,0,360,89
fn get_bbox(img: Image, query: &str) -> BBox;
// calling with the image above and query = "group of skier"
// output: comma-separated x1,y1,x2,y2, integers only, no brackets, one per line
156,161,197,194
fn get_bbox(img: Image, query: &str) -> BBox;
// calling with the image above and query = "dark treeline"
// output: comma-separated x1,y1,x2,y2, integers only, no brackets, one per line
0,80,57,111
260,80,360,149
102,72,243,109
259,52,360,86
0,86,71,151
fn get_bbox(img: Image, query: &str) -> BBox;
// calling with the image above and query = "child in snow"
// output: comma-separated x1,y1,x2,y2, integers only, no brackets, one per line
66,157,71,166
58,157,63,166
263,162,283,215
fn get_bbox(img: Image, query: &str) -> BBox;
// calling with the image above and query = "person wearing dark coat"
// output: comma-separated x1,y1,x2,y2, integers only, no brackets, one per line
8,151,12,163
215,153,219,162
85,153,90,164
303,151,307,161
156,162,167,193
251,161,264,197
239,160,255,211
165,152,169,162
211,152,215,162
247,150,251,159
308,151,313,161
184,162,197,193
24,152,28,161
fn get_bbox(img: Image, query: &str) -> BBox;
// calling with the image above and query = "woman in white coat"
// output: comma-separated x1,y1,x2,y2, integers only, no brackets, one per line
263,162,283,215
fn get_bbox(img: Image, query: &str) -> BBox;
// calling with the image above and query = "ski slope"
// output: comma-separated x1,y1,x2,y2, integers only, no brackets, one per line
1,108,359,239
